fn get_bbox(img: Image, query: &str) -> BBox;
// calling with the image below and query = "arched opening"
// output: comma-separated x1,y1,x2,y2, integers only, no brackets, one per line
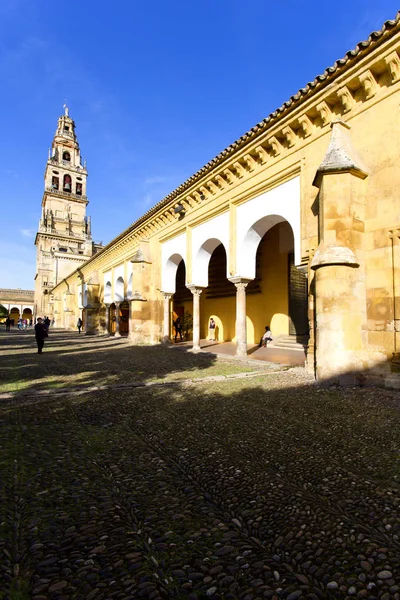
172,259,191,341
119,300,129,335
104,281,112,304
62,151,71,163
76,182,82,195
63,174,72,192
115,277,124,302
109,302,116,335
22,308,32,323
193,237,227,288
9,307,19,326
245,220,308,344
51,175,59,190
163,253,183,293
201,243,236,342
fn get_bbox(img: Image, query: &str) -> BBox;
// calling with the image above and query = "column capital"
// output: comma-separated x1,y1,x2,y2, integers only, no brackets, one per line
161,291,173,300
187,285,206,297
228,277,253,289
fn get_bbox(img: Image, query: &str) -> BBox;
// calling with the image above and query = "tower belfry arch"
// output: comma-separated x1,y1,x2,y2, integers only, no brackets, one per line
34,106,102,318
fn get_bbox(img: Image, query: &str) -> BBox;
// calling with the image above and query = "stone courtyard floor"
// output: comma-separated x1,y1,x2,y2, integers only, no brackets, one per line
1,331,400,599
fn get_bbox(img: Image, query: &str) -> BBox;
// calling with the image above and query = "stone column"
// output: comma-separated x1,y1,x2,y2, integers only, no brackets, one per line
114,302,121,337
229,277,252,357
162,293,173,343
311,247,362,384
188,286,204,351
104,304,110,335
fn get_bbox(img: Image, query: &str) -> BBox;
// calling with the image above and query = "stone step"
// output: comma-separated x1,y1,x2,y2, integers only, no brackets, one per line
269,335,309,351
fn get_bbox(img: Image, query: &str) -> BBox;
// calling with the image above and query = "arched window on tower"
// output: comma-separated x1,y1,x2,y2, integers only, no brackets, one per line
63,151,71,162
51,176,59,190
63,174,72,192
76,182,82,195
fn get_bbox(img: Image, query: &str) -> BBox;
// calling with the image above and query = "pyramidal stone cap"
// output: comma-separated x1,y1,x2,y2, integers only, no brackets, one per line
313,120,369,187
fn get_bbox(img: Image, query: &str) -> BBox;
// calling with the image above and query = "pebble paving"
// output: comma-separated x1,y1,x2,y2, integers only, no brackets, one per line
1,331,400,599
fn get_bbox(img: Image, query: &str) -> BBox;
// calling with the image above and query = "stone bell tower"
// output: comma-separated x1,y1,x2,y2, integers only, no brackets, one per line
34,105,101,317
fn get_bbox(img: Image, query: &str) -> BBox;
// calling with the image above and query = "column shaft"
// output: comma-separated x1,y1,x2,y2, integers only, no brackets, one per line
189,287,203,351
229,278,251,357
114,302,121,337
162,294,172,343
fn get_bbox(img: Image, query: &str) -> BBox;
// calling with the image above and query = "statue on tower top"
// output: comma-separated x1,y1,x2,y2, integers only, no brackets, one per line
63,103,69,117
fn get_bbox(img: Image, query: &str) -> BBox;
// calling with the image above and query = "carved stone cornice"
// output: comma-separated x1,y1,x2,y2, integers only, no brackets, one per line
233,162,246,178
298,114,314,137
385,51,400,83
316,101,332,126
282,126,296,148
359,69,377,99
243,153,258,171
337,86,355,112
268,136,282,156
253,145,267,164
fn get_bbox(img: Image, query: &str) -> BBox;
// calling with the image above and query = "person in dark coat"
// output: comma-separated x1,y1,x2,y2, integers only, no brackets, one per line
34,318,48,354
173,317,183,342
77,318,83,333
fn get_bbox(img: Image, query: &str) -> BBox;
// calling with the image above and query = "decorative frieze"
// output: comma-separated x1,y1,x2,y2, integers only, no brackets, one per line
359,69,377,99
268,136,282,156
206,180,219,195
385,51,400,83
337,86,355,113
223,168,236,184
243,153,258,171
215,174,227,189
282,126,296,148
316,101,332,126
233,161,247,178
298,114,314,137
255,145,268,164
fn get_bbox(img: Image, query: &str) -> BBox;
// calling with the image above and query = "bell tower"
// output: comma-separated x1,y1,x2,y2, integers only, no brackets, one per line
34,105,101,317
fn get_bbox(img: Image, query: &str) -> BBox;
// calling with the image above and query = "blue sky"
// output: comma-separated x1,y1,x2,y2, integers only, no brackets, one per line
0,0,399,289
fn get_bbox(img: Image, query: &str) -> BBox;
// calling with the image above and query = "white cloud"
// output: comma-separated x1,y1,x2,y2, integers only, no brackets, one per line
20,229,35,238
144,176,167,185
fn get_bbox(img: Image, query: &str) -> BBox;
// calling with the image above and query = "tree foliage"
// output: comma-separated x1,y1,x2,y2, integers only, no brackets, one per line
0,304,8,318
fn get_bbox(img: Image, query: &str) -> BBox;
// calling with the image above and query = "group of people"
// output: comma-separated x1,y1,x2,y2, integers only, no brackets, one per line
172,316,273,347
172,317,217,343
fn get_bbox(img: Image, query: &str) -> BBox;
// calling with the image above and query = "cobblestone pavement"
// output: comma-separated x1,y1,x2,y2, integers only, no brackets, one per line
1,331,400,599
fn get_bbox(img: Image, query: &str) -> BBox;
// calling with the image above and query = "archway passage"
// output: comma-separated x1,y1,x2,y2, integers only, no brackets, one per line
109,303,116,335
9,307,20,326
173,260,191,340
246,221,309,344
119,301,129,335
22,308,32,322
202,243,236,342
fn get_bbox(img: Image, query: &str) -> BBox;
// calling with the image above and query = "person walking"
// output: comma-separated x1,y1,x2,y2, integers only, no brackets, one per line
173,317,183,342
44,316,51,330
5,317,11,331
34,318,48,354
77,318,83,333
